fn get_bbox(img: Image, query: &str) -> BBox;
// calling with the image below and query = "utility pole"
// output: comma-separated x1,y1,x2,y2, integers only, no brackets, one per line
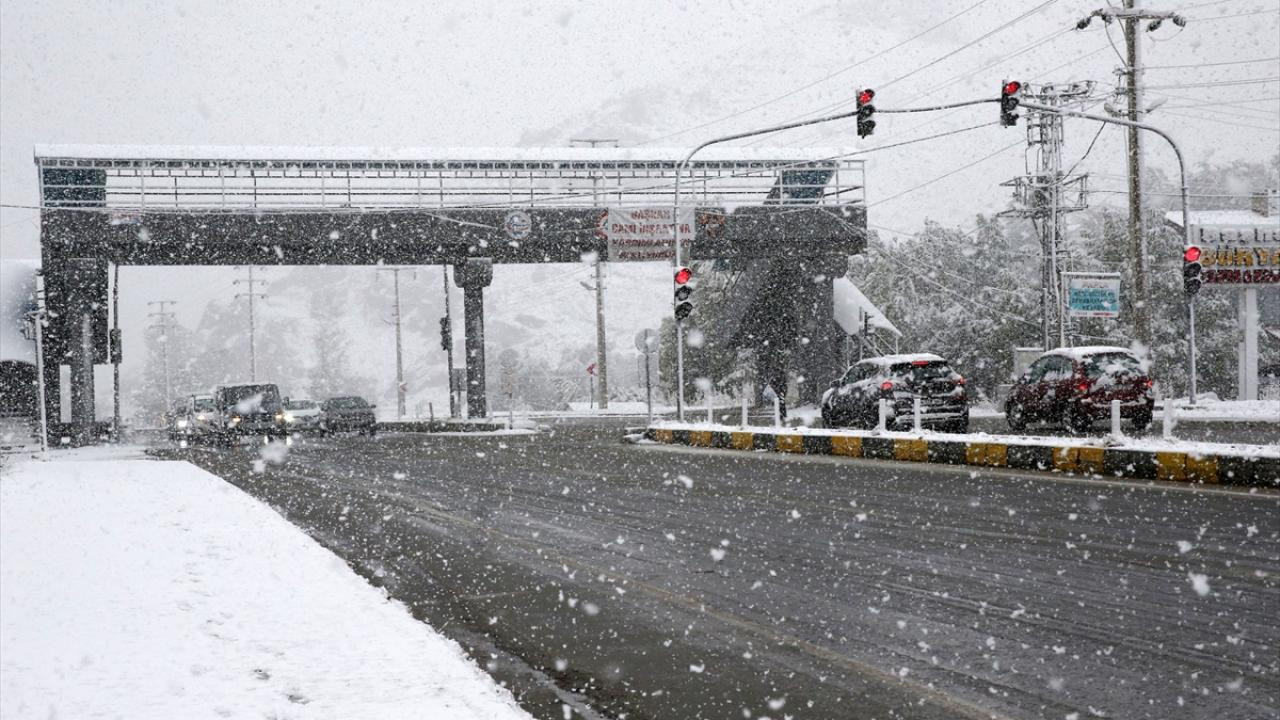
111,263,121,441
579,263,609,410
442,265,457,418
233,267,267,381
146,300,178,412
378,267,411,419
1078,4,1187,349
571,137,618,411
999,82,1093,348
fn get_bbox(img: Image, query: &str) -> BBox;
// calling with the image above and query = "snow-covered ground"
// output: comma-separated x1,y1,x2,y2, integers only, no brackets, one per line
1156,398,1280,423
0,447,531,720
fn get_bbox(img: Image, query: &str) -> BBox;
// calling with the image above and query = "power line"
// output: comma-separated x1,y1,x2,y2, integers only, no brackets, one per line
631,0,992,147
1065,123,1108,178
1145,55,1280,70
866,140,1023,209
1143,75,1280,90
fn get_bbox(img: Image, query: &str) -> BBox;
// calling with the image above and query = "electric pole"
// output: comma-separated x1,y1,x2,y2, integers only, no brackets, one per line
146,300,178,413
571,137,618,411
442,265,457,418
111,263,121,441
999,82,1094,348
379,267,412,419
1078,3,1187,348
233,267,267,381
579,261,609,410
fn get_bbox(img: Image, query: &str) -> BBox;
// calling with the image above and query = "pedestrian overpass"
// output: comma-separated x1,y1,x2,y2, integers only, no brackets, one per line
34,145,867,441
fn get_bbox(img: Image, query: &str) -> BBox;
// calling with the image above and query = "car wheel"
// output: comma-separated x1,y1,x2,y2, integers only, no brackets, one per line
1064,404,1092,434
1006,402,1027,432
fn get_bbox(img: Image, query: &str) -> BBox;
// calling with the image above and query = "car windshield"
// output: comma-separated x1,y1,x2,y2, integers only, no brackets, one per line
285,400,317,410
223,385,281,412
1082,353,1142,379
889,361,953,383
192,397,214,412
328,397,367,409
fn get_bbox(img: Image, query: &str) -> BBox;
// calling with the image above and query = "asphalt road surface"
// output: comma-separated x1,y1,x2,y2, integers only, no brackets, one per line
160,419,1280,720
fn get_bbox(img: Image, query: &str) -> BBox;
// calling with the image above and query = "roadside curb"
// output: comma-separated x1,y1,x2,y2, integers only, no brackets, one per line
641,425,1280,487
378,420,506,433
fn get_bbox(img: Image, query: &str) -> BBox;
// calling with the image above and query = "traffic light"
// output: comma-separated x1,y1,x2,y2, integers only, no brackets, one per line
674,266,694,321
856,88,876,138
1183,245,1203,296
439,316,452,351
1000,80,1022,127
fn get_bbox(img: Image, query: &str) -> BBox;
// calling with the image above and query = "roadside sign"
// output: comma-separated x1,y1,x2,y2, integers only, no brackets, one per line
504,210,532,240
1065,273,1121,318
602,207,693,262
586,362,596,376
1188,223,1280,287
634,328,658,353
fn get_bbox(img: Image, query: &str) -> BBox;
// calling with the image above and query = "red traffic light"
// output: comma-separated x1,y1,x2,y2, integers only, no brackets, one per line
1003,81,1022,95
674,266,692,285
1184,246,1201,262
857,88,875,105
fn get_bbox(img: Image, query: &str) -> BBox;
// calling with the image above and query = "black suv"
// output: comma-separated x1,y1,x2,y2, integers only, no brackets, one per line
821,354,968,432
320,396,377,435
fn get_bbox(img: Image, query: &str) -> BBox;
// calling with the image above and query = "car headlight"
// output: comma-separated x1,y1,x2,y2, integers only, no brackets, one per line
176,419,189,429
196,413,206,421
229,416,241,426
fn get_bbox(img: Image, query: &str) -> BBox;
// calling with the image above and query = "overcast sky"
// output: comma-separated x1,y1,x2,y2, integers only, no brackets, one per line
1,0,1277,407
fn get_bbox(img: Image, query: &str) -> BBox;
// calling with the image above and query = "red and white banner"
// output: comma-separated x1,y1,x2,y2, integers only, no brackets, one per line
602,207,694,262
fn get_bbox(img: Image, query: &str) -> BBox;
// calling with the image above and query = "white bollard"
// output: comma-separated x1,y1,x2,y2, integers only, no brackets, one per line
913,397,923,434
772,396,781,428
707,395,714,425
877,398,889,433
741,385,748,428
1162,402,1176,440
1110,399,1123,438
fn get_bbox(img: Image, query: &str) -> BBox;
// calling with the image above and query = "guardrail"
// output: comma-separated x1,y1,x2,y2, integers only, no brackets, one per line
640,424,1280,487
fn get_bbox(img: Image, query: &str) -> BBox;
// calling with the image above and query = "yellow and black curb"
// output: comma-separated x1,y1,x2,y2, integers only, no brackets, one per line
643,426,1280,487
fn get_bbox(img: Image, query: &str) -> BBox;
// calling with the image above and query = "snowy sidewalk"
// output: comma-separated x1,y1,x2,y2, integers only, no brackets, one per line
0,448,530,720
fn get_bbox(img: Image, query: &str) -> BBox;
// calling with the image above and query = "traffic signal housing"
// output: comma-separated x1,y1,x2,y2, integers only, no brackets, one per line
1183,245,1203,296
1000,80,1022,127
856,88,876,138
674,266,694,321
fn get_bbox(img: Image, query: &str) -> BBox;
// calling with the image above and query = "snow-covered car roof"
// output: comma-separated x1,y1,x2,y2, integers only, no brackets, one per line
858,353,947,366
218,382,278,389
1044,346,1136,361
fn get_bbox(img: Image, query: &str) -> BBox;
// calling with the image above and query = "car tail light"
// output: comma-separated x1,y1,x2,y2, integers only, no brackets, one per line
1074,381,1090,394
911,359,929,366
955,376,966,386
1144,378,1154,388
880,380,894,392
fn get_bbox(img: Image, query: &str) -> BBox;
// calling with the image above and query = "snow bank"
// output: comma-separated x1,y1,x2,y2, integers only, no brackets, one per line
0,449,530,720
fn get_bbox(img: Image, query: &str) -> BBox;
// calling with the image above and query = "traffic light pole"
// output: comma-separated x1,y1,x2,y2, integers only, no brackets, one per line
1017,100,1195,403
670,97,997,420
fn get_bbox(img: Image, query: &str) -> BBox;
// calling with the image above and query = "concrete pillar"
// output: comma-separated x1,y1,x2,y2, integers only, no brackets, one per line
69,310,96,442
1239,288,1259,401
454,258,493,418
796,255,848,405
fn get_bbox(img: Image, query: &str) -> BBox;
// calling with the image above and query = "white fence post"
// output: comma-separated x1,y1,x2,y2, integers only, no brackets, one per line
912,397,923,433
772,396,781,428
877,398,888,433
1110,399,1123,438
707,394,713,425
1162,401,1176,440
741,384,748,428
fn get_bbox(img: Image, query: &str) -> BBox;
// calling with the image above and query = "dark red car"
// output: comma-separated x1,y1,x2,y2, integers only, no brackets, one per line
1005,346,1154,433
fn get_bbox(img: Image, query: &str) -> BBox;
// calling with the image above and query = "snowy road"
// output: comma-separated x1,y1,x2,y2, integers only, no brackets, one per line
168,419,1280,720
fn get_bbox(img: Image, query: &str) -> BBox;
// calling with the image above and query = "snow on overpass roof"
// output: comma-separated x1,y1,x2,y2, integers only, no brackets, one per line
34,144,859,165
1164,210,1280,227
